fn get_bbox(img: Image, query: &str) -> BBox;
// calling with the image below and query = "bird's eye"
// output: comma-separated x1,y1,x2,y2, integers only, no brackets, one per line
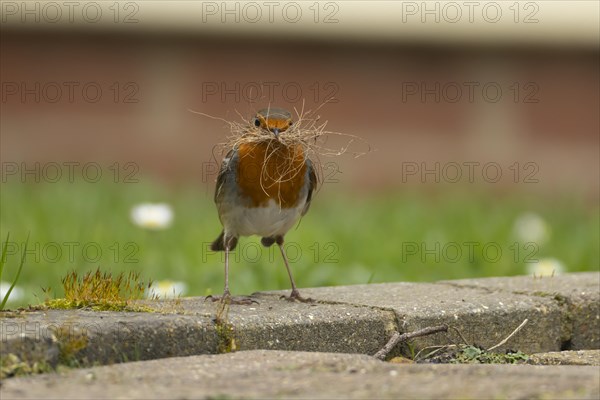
254,118,261,127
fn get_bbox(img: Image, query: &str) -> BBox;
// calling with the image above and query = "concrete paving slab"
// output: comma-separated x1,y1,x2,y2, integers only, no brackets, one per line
265,272,600,353
440,272,600,349
1,350,598,400
267,281,563,354
1,309,218,366
530,349,600,366
1,295,393,368
2,273,597,371
218,294,393,354
440,272,599,294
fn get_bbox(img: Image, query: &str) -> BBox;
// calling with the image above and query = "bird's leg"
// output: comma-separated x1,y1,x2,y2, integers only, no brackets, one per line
276,236,313,303
207,235,257,305
223,241,231,297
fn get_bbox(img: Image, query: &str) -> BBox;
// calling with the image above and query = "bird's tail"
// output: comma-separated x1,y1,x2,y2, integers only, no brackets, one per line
210,231,238,251
210,231,225,251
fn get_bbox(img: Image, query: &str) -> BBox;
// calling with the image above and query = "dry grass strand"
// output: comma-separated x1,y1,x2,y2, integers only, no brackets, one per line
189,104,371,195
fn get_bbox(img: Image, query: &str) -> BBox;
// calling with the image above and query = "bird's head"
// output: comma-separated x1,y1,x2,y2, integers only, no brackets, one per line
252,108,293,138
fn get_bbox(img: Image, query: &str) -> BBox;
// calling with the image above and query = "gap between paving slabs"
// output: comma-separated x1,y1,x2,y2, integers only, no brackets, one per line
1,272,598,374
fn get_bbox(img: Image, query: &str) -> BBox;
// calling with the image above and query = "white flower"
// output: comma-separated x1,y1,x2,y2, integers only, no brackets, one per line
513,212,550,245
0,281,25,303
526,258,566,277
146,280,187,299
131,203,173,230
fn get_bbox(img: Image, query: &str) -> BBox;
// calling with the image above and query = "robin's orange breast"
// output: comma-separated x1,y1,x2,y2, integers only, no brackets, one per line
237,141,307,208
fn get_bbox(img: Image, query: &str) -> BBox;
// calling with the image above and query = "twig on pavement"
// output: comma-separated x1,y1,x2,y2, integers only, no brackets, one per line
374,325,448,361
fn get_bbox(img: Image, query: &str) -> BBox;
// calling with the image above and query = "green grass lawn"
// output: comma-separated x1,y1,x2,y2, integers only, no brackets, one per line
1,178,598,308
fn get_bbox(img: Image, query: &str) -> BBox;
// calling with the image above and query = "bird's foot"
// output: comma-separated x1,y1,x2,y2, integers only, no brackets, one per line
205,294,258,305
280,290,314,303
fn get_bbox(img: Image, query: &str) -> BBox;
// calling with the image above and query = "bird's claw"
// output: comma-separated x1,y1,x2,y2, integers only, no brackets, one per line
280,291,314,303
205,294,259,305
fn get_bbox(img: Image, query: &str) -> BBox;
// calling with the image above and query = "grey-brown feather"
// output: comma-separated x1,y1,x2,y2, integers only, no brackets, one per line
301,159,317,216
211,150,316,252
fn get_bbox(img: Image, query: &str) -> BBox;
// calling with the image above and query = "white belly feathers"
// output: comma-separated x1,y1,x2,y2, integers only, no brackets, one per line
221,199,306,238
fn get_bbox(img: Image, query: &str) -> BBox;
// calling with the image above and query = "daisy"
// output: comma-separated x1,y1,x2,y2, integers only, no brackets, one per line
130,203,173,230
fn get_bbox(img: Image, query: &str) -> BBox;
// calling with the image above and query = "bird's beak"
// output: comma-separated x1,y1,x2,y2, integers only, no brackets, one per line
272,128,280,138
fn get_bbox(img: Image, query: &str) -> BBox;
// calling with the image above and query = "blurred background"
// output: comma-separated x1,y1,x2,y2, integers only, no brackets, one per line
1,1,598,307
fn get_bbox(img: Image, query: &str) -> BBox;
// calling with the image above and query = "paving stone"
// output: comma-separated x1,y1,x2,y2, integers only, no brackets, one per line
1,295,393,368
268,280,563,354
530,349,600,366
0,309,218,366
2,273,597,370
1,350,598,400
441,272,600,349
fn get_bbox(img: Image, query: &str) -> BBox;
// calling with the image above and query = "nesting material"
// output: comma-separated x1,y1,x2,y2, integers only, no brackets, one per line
190,105,370,191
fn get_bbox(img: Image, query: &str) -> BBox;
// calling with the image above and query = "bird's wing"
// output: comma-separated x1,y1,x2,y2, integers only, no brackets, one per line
301,159,318,216
214,149,236,204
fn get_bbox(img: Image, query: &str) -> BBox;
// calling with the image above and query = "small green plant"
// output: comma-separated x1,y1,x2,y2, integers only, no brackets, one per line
0,326,91,379
1,353,53,379
0,233,28,311
44,268,153,311
415,344,530,364
411,320,531,364
214,299,237,353
452,345,530,364
54,325,89,367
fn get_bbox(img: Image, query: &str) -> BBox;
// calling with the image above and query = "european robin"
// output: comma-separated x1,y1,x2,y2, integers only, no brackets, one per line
210,107,317,303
